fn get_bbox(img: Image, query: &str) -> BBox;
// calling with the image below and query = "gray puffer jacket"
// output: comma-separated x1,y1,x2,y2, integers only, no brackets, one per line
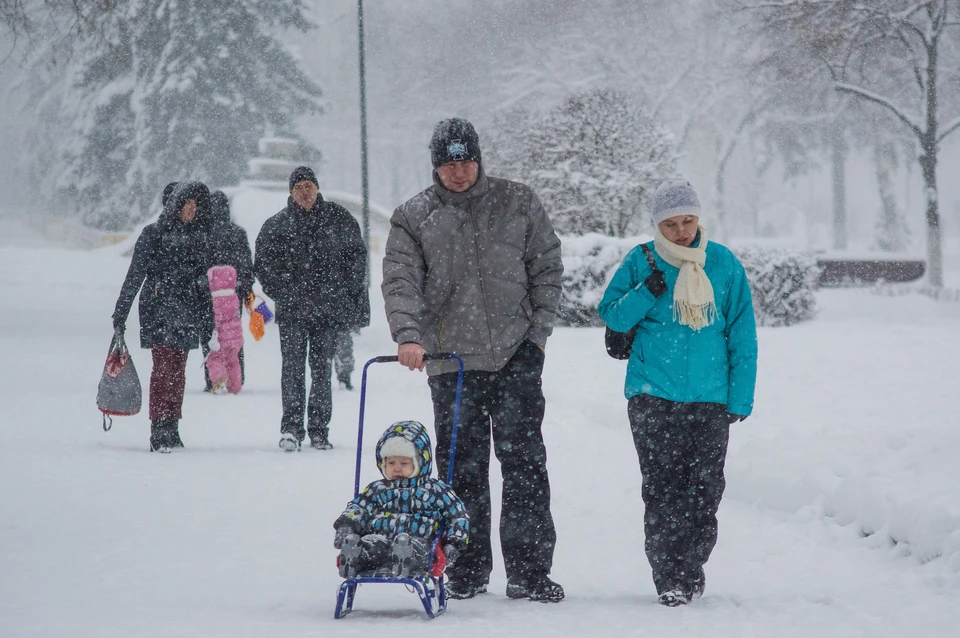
382,168,563,376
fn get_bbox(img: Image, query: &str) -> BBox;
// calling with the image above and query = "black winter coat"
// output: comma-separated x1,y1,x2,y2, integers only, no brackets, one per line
209,190,255,302
254,194,369,329
113,182,215,350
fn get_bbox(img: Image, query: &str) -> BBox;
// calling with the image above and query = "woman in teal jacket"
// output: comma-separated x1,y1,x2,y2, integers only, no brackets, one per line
598,180,757,607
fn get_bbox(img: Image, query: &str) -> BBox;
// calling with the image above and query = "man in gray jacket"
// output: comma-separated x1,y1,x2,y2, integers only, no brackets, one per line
382,118,564,602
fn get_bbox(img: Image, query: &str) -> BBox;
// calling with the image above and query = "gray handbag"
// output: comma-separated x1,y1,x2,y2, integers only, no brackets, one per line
97,332,142,431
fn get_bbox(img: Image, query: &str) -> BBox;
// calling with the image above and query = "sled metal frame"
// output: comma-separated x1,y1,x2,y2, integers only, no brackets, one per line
334,353,464,620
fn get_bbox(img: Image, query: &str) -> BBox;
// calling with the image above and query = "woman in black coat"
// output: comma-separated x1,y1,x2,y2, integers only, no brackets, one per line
112,182,214,452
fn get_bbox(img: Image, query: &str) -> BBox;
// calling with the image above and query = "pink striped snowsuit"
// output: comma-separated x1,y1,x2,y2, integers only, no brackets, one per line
206,265,244,394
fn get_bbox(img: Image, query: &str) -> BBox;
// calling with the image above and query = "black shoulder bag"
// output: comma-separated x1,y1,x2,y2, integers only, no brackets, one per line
604,244,661,360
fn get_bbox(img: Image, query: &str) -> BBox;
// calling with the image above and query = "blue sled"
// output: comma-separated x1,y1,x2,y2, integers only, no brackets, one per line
333,353,464,620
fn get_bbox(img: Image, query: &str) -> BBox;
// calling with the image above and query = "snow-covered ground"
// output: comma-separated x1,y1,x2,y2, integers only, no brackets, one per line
2,195,959,637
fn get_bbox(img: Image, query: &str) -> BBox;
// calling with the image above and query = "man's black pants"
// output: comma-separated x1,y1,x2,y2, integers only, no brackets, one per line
627,394,730,595
428,340,556,586
278,320,338,441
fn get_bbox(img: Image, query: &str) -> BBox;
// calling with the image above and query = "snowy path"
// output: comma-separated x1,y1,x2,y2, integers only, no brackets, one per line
1,239,959,637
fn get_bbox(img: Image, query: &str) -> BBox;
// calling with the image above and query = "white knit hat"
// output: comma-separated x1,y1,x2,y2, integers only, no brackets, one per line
379,436,420,476
651,179,701,225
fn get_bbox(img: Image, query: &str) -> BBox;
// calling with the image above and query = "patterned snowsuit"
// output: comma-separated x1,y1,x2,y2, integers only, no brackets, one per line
334,421,469,573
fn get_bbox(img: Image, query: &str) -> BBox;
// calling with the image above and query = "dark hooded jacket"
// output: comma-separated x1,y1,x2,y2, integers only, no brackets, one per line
209,190,254,302
333,421,470,547
254,193,369,328
113,182,215,350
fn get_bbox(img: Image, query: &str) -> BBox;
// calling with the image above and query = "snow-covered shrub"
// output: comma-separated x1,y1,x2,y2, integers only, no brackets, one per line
556,237,821,328
557,233,646,326
733,246,820,327
486,88,678,238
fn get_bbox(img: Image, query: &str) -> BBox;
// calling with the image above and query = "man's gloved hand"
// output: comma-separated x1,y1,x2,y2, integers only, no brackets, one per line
643,271,668,298
727,413,747,425
112,317,125,334
334,525,354,549
442,543,461,568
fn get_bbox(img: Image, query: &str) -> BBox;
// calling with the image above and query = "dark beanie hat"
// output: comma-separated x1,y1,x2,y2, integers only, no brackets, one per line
288,166,319,192
161,182,180,207
429,118,481,169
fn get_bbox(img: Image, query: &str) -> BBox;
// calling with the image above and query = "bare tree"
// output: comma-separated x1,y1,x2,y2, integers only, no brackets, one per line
740,0,960,286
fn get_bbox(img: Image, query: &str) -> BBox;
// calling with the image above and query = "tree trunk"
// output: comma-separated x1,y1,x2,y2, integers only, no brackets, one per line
872,142,906,252
831,131,848,250
919,141,943,287
922,30,944,288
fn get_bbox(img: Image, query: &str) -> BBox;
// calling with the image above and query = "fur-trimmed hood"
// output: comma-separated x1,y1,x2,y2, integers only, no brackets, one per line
374,421,433,480
157,181,212,234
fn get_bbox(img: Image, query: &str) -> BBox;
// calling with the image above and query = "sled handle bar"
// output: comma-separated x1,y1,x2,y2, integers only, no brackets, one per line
354,353,464,496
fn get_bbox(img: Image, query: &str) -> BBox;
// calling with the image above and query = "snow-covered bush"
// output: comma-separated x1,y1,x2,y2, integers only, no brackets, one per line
556,237,821,328
733,246,821,327
486,88,678,238
557,233,642,326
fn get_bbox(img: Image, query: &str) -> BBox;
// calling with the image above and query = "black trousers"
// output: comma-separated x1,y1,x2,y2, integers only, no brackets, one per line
428,340,556,585
627,394,730,595
278,320,338,441
333,331,354,384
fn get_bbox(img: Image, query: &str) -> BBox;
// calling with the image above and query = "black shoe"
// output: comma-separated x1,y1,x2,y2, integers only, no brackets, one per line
686,567,705,600
339,379,354,391
149,419,182,453
308,430,333,450
506,575,564,603
163,418,184,448
658,588,691,607
446,579,488,600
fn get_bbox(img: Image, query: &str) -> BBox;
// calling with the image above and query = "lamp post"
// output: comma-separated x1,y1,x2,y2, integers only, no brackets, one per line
357,0,371,285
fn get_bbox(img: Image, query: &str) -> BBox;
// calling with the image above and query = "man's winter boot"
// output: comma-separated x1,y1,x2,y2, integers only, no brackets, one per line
309,429,333,450
687,567,705,600
445,580,487,600
338,534,362,578
279,433,300,452
506,574,565,603
391,533,415,578
658,588,691,607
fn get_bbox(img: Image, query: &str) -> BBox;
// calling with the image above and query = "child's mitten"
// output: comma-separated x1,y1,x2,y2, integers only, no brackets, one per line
442,543,460,567
208,330,221,352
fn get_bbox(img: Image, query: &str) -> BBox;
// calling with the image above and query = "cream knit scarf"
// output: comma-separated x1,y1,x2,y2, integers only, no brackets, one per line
653,225,716,331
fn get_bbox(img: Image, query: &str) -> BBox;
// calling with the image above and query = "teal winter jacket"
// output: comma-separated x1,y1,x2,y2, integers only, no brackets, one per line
598,238,758,416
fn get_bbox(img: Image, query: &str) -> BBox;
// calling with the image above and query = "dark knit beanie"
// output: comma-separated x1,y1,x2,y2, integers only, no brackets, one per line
288,166,319,192
429,118,481,169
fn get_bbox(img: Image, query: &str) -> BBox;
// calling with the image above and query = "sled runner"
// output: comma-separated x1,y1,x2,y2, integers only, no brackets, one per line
334,353,464,620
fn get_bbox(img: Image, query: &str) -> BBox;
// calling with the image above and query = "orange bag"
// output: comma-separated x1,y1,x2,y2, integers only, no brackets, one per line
245,294,266,341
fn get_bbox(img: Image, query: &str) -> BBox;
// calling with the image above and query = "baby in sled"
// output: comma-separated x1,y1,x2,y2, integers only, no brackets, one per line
334,420,469,578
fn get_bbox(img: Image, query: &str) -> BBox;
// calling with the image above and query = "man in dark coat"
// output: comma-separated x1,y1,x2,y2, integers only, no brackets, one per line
201,190,254,391
382,118,565,602
113,181,215,452
254,166,369,451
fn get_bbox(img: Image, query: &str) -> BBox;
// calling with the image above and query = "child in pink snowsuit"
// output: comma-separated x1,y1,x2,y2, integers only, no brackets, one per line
206,265,244,394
